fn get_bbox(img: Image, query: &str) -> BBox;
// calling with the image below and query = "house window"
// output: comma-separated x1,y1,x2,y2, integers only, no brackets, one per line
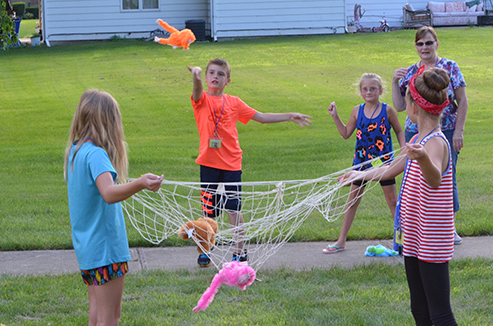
122,0,158,10
143,0,158,9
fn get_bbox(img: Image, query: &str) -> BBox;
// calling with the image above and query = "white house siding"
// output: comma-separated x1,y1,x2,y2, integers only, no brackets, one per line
210,0,347,41
42,0,207,45
42,0,432,45
345,1,429,29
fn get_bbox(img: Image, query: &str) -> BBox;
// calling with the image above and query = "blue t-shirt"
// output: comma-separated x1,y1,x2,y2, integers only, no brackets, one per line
67,142,131,270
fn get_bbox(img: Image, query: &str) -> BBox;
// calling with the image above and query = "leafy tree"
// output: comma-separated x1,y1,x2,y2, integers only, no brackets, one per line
1,1,18,49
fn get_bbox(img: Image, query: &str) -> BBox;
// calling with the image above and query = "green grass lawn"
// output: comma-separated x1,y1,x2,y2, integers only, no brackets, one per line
18,19,39,39
1,259,492,325
1,27,492,250
1,27,493,325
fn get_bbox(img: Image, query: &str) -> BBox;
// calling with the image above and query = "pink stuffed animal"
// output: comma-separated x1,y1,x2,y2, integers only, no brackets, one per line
193,261,256,313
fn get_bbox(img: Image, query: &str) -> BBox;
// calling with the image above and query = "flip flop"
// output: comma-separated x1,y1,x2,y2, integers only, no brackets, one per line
322,245,345,254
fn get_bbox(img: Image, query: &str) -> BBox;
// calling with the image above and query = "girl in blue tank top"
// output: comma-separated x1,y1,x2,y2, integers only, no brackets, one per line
322,73,406,254
354,102,394,170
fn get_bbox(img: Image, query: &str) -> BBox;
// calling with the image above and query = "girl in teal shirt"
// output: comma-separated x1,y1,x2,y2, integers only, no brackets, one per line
64,89,163,325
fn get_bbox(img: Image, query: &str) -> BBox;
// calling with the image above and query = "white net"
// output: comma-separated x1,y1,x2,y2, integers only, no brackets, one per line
123,150,403,271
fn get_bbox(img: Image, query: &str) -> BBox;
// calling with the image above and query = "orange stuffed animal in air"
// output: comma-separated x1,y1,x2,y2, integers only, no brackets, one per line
154,19,196,50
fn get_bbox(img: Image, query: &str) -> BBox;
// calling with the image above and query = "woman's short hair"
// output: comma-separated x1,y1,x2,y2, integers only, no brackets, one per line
415,26,438,43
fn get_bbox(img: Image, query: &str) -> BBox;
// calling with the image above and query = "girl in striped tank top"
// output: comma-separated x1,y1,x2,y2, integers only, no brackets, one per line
340,67,457,325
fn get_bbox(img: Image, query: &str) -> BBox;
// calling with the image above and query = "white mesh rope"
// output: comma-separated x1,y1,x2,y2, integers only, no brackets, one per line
123,149,403,271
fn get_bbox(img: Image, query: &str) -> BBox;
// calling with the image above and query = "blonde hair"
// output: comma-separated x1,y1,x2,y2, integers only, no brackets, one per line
357,73,385,97
64,89,128,183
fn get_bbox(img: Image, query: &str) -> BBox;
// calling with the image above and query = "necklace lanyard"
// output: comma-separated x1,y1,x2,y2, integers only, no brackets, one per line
369,101,380,120
211,95,225,138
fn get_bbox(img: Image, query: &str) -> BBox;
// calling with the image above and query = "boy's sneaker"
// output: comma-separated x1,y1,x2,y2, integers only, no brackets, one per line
454,231,462,245
232,250,248,262
198,253,211,268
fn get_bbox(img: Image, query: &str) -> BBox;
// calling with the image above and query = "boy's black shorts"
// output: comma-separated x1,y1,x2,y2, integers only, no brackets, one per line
200,165,242,218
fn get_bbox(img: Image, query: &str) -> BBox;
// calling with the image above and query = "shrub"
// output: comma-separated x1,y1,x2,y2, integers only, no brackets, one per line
0,1,18,49
12,2,25,18
25,7,39,19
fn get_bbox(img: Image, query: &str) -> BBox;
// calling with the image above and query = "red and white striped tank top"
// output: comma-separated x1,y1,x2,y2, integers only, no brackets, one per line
400,131,454,263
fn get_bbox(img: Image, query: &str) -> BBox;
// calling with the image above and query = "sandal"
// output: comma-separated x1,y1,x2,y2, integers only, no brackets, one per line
322,245,345,254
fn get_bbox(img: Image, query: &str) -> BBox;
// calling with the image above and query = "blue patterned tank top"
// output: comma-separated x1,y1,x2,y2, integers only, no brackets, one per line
353,102,394,170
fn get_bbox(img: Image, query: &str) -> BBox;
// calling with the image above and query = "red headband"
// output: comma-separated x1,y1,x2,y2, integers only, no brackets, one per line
409,66,449,115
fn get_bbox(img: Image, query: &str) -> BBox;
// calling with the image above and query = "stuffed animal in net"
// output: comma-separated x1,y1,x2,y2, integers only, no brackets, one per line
178,217,218,255
193,261,256,313
154,19,196,50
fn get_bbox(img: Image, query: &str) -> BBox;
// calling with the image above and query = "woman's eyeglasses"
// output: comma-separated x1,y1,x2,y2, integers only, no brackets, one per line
415,41,436,47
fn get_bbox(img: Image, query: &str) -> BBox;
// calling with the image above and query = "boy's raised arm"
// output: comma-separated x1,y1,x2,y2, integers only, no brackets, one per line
187,65,204,102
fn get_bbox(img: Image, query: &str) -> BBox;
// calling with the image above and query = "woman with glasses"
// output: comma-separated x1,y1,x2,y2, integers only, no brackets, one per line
392,26,468,245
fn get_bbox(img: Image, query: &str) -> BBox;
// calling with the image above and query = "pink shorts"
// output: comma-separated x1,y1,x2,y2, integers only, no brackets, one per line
81,262,128,286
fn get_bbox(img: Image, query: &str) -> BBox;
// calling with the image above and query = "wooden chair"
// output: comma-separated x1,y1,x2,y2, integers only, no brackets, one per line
403,4,432,28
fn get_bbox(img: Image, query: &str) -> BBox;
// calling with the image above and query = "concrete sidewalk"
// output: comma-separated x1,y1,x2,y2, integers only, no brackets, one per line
1,236,492,276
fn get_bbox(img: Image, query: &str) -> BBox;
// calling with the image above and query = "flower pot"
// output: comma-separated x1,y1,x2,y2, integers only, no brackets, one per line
347,25,357,33
31,36,41,47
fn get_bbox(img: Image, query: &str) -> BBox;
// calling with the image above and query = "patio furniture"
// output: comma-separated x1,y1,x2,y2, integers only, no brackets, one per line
403,3,432,28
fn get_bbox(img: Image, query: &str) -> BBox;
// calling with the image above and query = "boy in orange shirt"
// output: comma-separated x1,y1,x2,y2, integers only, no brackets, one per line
188,58,312,267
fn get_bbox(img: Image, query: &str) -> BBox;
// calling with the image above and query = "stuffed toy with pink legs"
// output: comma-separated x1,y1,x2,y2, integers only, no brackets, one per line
193,261,256,313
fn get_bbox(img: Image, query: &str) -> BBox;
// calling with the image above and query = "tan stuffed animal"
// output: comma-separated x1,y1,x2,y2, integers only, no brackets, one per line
178,217,218,254
154,19,196,50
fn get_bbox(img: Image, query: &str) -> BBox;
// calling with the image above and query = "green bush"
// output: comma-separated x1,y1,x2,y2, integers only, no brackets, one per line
0,1,18,49
25,6,39,19
12,2,25,17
